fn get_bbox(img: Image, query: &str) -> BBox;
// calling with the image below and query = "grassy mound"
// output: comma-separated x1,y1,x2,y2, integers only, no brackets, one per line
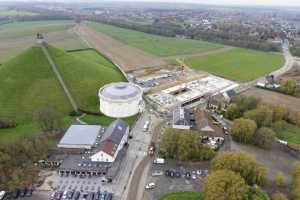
0,46,72,122
159,192,203,200
87,21,223,57
185,48,284,81
0,46,127,139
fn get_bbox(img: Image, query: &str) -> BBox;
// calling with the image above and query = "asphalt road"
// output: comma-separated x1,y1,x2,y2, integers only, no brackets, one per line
125,119,166,200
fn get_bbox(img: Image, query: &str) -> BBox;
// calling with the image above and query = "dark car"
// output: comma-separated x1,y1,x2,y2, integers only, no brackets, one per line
87,192,94,200
106,193,113,200
55,191,63,200
3,192,12,200
73,191,80,200
25,189,33,197
95,191,101,200
19,189,26,197
12,190,20,199
175,171,181,178
185,172,191,179
165,170,170,176
67,190,74,199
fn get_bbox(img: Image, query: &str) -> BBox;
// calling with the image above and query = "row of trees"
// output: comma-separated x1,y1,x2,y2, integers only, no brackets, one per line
160,128,215,161
225,96,300,149
88,17,281,52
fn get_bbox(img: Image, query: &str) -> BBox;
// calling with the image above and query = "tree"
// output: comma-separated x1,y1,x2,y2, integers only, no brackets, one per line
271,192,288,200
280,79,297,95
212,152,267,186
203,170,248,200
33,107,63,133
273,105,288,122
236,96,260,114
244,105,273,128
292,162,300,200
246,187,270,200
160,128,215,161
271,120,287,137
253,127,276,149
225,103,240,120
288,111,300,127
232,118,257,144
275,172,285,187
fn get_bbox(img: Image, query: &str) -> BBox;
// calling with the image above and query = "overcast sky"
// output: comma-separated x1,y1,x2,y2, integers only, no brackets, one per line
1,0,300,7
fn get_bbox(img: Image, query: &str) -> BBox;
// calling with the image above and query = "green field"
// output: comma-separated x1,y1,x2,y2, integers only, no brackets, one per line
159,192,203,200
278,124,300,148
0,47,128,140
0,20,73,29
86,21,223,57
185,48,284,81
0,20,75,40
0,10,38,17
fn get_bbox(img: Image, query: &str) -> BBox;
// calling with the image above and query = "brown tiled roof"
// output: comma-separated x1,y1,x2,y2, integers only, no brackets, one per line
99,141,118,157
194,109,224,137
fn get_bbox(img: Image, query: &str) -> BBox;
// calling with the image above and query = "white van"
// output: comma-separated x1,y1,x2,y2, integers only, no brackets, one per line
0,191,6,200
143,120,150,132
153,158,165,164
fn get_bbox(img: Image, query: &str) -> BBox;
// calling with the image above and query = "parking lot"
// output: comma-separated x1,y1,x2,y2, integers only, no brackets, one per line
142,160,211,200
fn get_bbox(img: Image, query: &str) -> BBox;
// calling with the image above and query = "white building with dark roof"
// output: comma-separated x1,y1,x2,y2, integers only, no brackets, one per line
91,119,129,163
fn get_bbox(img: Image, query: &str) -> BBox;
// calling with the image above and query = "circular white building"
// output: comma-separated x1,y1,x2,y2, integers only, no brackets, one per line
99,82,143,118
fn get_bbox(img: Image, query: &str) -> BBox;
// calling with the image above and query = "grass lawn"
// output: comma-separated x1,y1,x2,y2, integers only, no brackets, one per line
86,21,223,57
50,48,127,112
82,114,138,127
185,48,284,81
0,10,38,17
0,47,126,140
278,124,300,148
159,192,203,200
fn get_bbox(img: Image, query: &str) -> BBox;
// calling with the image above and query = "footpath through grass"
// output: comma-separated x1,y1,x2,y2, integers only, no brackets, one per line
185,48,284,81
159,192,203,200
86,21,223,57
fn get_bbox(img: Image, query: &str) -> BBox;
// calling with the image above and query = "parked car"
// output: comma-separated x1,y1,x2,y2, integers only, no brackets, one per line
106,193,113,200
100,191,108,200
0,191,5,200
175,171,181,178
152,170,163,176
185,172,191,179
25,188,33,197
12,190,20,199
145,183,156,190
73,191,80,200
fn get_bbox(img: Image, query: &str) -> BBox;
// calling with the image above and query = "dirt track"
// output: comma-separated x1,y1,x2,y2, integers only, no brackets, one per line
243,88,300,112
74,24,167,72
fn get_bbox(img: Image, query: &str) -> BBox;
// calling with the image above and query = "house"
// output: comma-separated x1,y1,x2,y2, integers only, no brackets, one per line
194,109,223,137
172,107,194,130
90,119,129,163
208,89,237,110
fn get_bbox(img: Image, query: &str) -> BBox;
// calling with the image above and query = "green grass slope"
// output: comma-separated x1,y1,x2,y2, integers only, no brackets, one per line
159,192,203,200
0,47,127,139
0,47,72,122
86,21,223,57
48,48,126,112
185,48,285,81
